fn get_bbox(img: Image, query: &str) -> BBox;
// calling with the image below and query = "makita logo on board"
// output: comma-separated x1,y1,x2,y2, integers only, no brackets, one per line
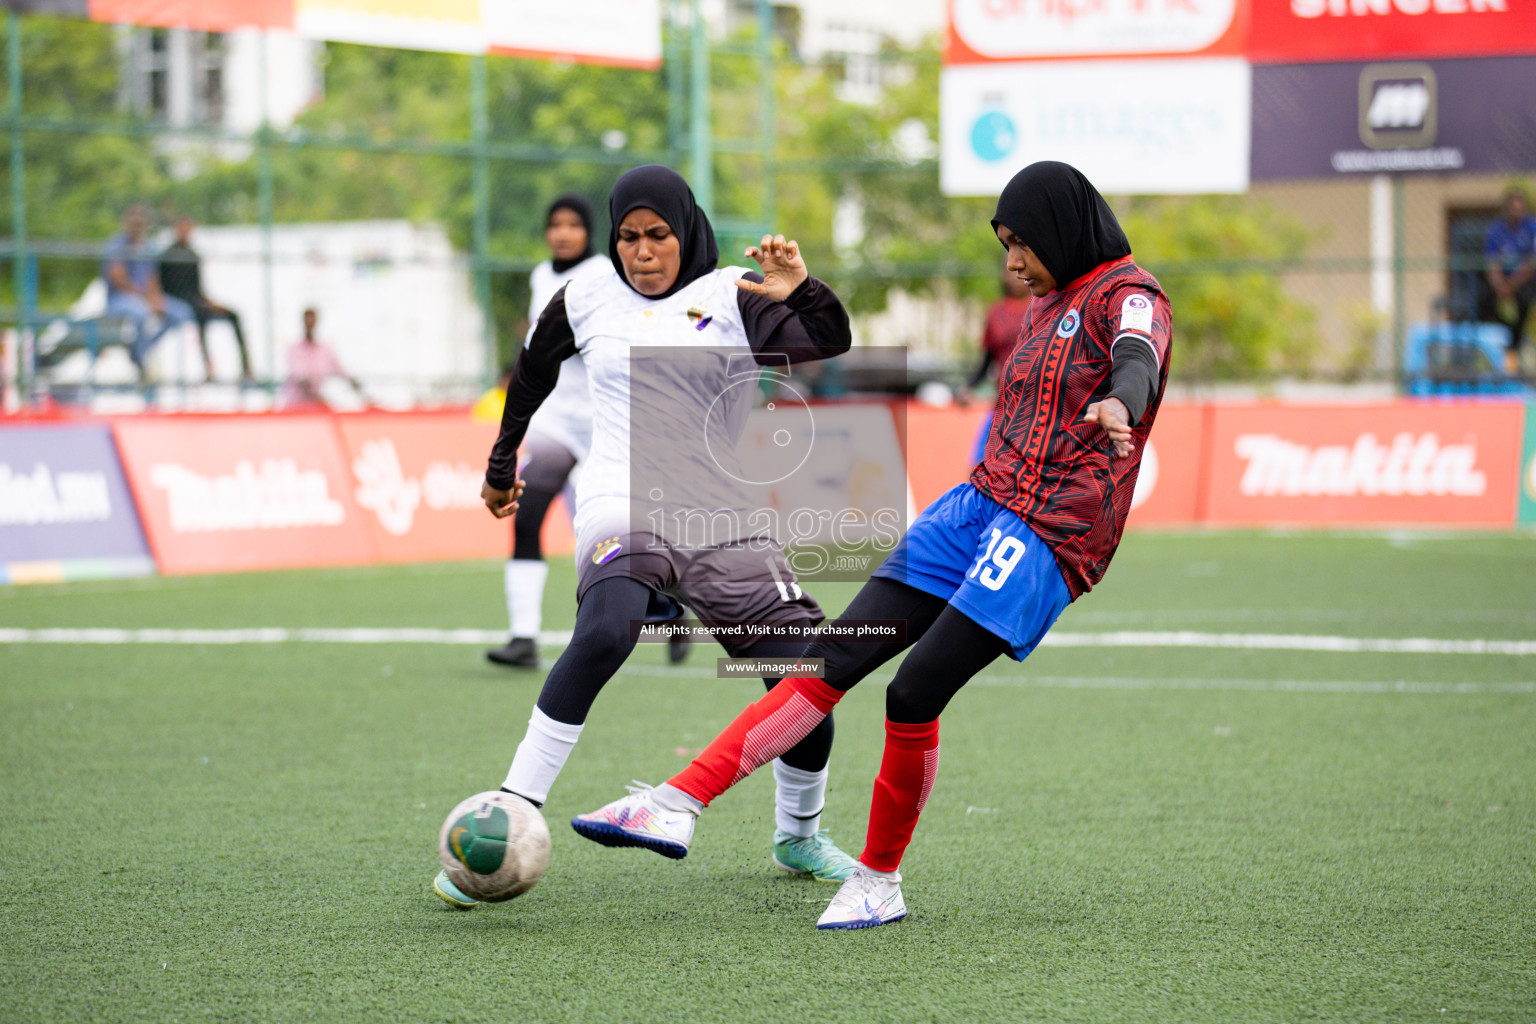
1234,432,1486,497
150,459,346,533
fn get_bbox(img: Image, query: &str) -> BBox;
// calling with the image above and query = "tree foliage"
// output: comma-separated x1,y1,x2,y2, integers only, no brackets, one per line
2,16,1320,379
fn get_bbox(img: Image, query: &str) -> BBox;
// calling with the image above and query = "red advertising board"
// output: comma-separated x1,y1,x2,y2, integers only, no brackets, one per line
333,413,519,563
1248,0,1536,64
903,402,1207,528
114,416,374,575
1127,403,1208,527
1202,401,1524,526
88,0,293,32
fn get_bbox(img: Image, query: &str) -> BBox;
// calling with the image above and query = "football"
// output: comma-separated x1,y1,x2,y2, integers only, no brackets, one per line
437,791,551,902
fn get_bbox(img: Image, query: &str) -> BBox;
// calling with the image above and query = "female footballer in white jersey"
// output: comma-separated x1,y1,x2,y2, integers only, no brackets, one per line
434,165,860,907
485,195,609,669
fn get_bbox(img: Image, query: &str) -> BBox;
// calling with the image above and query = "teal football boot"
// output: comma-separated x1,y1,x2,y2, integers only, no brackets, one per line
433,869,479,909
771,829,859,882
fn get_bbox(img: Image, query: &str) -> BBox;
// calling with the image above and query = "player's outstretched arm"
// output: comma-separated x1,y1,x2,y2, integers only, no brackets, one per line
736,235,809,302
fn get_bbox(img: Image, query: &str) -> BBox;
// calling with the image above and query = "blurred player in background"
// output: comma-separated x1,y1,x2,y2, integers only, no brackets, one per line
434,165,861,909
574,160,1173,931
1479,185,1536,375
484,195,611,669
957,260,1033,463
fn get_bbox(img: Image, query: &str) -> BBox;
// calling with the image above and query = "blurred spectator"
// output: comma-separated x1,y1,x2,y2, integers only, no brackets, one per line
102,203,195,378
159,216,253,382
958,263,1033,464
281,308,365,408
957,263,1032,406
1479,186,1536,374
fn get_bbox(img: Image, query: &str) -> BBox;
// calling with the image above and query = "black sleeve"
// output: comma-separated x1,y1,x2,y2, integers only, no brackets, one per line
735,274,852,365
485,287,579,489
1107,337,1159,427
966,348,994,390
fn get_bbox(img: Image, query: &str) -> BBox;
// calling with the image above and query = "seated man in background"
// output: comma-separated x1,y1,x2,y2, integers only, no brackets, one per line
159,216,254,383
102,203,195,379
1480,186,1536,375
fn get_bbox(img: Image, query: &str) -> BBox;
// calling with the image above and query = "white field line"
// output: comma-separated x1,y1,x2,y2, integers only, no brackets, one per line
1038,631,1536,656
1,627,1533,656
0,627,573,645
612,666,1532,694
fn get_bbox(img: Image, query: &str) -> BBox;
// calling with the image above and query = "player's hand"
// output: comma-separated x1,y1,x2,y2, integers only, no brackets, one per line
736,235,808,301
481,478,525,519
1084,398,1135,458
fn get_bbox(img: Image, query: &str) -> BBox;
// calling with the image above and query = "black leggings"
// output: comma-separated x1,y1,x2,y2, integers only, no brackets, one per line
535,576,834,772
804,577,1013,724
512,485,562,561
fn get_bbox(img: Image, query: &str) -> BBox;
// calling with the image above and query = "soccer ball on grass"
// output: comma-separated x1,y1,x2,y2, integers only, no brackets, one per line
438,791,551,901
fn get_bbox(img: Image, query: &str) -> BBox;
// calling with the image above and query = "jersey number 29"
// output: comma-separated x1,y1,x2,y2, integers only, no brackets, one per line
968,528,1026,591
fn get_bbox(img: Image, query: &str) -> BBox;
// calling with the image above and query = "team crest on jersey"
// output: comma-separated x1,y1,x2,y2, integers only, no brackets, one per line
592,537,623,565
686,304,713,331
1056,308,1081,338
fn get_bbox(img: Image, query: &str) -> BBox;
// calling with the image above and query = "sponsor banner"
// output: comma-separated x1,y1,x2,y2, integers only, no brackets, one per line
941,59,1251,196
483,0,662,69
84,0,293,31
1127,404,1207,527
946,0,1245,63
904,402,1206,528
293,0,661,67
1520,404,1536,526
114,416,374,575
1203,402,1523,526
1253,56,1536,179
905,403,990,516
14,0,659,68
0,423,155,581
1249,0,1536,65
333,413,514,563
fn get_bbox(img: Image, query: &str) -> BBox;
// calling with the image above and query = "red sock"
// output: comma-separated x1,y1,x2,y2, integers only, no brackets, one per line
859,718,940,873
669,676,844,806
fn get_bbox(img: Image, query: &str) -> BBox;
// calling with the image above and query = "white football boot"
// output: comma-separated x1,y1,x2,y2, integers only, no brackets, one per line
570,782,696,859
815,864,907,930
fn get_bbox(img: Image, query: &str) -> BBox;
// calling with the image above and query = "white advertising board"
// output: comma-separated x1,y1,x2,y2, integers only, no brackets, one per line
940,58,1252,196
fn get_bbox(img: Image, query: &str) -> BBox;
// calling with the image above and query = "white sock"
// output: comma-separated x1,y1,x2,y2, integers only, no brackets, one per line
652,783,703,817
505,559,549,639
502,706,582,805
772,759,827,837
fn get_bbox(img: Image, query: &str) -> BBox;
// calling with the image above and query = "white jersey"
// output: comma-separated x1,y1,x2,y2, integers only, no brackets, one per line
563,266,762,552
525,254,609,459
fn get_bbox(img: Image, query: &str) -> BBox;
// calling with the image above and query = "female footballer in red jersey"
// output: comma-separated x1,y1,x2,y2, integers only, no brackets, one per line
572,161,1173,930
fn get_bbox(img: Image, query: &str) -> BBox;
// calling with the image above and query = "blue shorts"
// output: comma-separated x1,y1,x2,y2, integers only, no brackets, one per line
872,482,1071,661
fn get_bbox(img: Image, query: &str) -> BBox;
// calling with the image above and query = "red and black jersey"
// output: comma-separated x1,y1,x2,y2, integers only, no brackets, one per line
970,255,1172,599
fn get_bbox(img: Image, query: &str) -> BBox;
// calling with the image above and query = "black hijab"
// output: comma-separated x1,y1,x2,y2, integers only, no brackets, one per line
546,194,595,274
991,161,1131,290
607,165,718,299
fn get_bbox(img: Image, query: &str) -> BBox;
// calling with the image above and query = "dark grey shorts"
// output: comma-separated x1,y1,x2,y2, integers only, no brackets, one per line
575,532,823,655
520,431,578,496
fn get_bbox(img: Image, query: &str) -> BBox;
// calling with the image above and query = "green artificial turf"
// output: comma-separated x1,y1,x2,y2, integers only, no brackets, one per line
1,532,1532,1023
